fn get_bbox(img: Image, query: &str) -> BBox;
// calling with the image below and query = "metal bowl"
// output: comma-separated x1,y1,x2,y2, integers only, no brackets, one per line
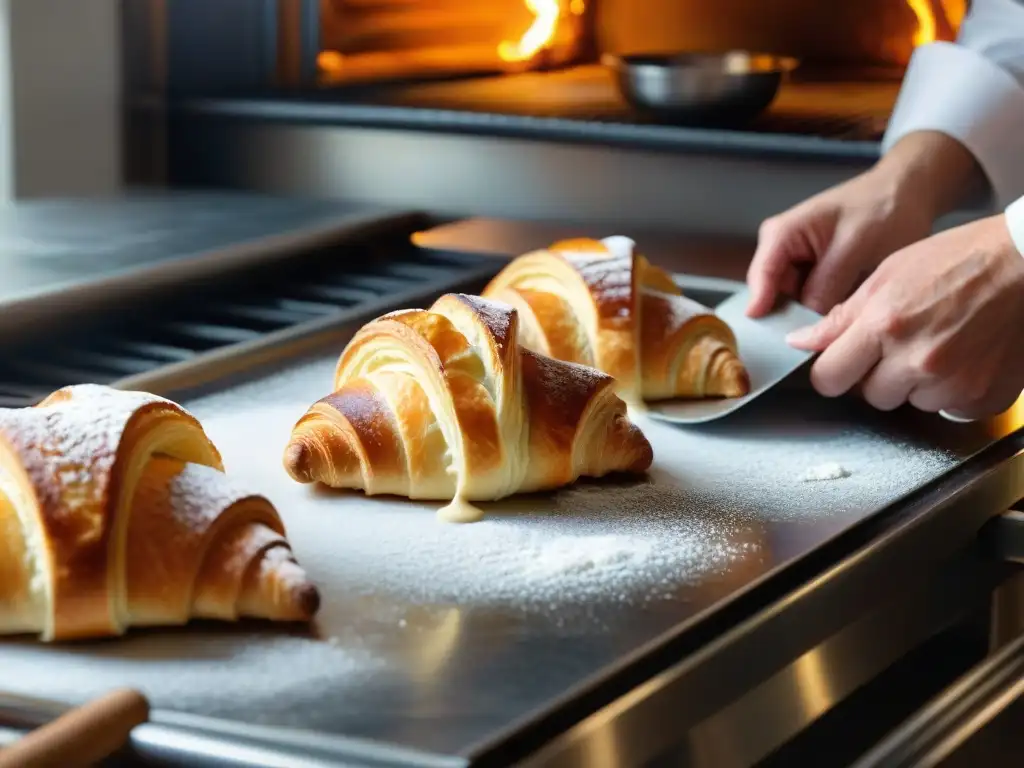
603,50,799,125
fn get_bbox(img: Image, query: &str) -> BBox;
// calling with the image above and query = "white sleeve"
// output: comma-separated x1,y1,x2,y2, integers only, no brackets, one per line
882,0,1024,209
1006,194,1024,257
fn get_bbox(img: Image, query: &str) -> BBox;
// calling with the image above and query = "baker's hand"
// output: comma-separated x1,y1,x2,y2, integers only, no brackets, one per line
785,214,1024,419
746,132,987,318
745,168,933,317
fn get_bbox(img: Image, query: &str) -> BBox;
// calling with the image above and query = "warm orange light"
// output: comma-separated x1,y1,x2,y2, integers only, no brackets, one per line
984,391,1024,439
317,50,345,76
498,0,564,63
940,0,967,31
907,0,938,46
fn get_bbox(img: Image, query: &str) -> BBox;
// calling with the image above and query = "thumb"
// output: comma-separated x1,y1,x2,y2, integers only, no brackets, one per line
746,217,803,318
786,297,857,351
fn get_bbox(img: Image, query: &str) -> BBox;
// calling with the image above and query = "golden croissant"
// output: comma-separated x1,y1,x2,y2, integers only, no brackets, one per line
481,236,751,403
0,384,319,641
283,293,653,522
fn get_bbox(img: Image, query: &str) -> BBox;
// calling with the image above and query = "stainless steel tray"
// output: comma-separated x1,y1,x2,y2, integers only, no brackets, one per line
0,272,1021,767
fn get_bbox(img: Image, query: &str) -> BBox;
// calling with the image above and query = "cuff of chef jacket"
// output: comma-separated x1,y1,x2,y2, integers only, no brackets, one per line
882,42,1024,210
1006,195,1024,258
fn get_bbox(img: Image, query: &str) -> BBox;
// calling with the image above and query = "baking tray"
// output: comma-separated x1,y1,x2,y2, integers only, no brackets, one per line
0,268,1020,766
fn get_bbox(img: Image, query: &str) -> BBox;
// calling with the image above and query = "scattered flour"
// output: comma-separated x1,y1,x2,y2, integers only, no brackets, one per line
0,633,383,726
0,352,989,734
800,462,852,482
172,354,976,615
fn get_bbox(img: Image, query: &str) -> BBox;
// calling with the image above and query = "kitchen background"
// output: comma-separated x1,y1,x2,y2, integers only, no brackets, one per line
108,0,988,241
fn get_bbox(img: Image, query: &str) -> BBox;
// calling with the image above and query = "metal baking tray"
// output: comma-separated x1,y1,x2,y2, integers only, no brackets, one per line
0,241,1022,767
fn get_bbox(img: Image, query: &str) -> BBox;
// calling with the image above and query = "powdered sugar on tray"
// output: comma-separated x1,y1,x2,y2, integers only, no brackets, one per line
173,353,971,619
800,462,852,482
0,631,385,727
0,352,988,730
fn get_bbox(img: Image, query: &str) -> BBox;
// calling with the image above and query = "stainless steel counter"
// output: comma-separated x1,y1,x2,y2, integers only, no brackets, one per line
0,207,1020,767
0,191,400,303
1,272,1020,766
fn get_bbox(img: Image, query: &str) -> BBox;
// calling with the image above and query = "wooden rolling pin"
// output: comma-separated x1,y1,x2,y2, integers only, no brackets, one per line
0,688,149,768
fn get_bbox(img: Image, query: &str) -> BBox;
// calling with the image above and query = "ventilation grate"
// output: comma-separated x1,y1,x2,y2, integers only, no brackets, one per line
0,232,497,407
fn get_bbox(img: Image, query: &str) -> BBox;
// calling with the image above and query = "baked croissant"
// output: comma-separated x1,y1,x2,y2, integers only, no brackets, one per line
0,384,319,641
128,457,319,628
283,293,653,522
481,236,751,403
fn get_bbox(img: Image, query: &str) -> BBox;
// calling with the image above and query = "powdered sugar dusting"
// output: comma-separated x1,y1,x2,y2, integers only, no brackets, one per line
0,633,383,726
0,384,176,516
0,352,990,738
173,353,971,616
801,462,852,482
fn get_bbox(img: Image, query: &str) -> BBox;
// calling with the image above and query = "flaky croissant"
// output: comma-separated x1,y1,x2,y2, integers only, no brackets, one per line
481,236,750,403
0,384,318,641
283,293,653,522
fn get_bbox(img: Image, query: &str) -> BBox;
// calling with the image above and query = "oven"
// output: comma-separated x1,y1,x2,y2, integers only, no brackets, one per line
114,0,992,236
0,2,1022,767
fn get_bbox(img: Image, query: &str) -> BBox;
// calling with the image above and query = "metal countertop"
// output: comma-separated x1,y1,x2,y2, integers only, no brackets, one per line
0,331,1017,762
0,191,397,308
0,203,1019,765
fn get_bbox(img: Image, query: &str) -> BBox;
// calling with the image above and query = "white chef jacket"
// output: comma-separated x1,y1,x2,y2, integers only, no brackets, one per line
882,0,1024,256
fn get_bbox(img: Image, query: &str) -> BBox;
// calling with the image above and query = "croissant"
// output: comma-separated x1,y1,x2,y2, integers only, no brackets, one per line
283,293,653,522
127,457,319,628
481,236,751,403
0,384,319,641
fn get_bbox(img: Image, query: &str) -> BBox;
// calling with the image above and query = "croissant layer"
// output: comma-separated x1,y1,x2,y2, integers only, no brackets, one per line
482,237,751,403
284,293,653,513
0,384,319,641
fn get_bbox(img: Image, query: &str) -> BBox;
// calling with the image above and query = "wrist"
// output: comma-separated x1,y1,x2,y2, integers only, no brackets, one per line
873,131,986,221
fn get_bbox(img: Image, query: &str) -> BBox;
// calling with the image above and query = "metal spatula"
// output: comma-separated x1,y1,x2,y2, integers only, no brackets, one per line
644,286,822,425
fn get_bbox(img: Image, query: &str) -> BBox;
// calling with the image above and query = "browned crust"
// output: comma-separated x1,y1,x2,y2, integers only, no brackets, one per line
449,293,517,364
519,349,611,488
306,292,654,502
333,301,506,483
127,458,319,625
641,291,750,399
0,386,223,639
482,241,641,395
483,240,752,402
320,383,405,481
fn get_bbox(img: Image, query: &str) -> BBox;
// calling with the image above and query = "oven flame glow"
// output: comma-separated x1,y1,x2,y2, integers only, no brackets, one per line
940,0,967,29
906,0,937,46
498,0,566,63
907,0,967,47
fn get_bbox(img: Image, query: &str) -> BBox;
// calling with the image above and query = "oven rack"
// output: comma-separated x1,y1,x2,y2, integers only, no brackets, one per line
0,230,498,408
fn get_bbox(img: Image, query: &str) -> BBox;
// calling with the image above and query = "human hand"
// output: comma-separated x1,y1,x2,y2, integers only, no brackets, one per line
746,132,986,318
785,214,1024,420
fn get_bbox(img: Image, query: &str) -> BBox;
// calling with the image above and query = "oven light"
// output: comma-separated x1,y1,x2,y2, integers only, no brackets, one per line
906,0,938,46
498,0,565,64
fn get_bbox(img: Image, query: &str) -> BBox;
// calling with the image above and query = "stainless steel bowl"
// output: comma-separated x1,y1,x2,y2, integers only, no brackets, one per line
603,50,799,124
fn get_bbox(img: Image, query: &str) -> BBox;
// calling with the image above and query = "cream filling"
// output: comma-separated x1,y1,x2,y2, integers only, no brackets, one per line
436,496,485,524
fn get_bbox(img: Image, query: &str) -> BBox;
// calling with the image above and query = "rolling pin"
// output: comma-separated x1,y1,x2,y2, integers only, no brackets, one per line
0,688,149,768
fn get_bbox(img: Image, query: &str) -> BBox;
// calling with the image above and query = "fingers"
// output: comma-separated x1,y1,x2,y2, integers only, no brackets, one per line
786,297,857,351
911,380,1023,421
810,328,882,398
799,223,871,314
797,298,881,398
907,382,948,413
746,216,815,317
859,357,915,411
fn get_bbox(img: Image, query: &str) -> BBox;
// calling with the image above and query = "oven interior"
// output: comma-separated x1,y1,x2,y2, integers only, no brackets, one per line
274,0,970,142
